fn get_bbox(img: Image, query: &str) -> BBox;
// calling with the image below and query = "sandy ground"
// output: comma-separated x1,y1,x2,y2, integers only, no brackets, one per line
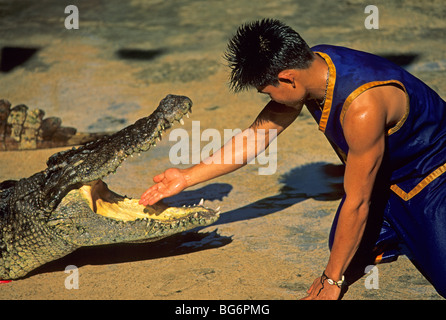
0,0,445,300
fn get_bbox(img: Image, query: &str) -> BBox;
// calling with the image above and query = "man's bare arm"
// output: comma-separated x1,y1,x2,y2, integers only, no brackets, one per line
303,89,388,299
139,100,300,205
181,100,301,186
325,101,386,278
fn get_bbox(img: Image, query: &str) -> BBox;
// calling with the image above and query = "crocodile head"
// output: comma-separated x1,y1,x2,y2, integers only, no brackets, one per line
45,94,220,246
0,95,220,280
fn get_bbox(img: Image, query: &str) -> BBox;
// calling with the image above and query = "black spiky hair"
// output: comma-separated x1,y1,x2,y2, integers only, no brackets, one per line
224,19,314,92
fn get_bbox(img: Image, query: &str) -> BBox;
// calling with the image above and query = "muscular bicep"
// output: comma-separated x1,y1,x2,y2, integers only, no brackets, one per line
343,98,387,205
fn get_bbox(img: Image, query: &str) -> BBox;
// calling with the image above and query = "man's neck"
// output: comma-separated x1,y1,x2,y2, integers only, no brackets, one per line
302,54,329,102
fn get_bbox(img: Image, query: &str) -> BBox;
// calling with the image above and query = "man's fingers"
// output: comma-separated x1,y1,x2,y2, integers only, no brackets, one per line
146,193,164,206
139,184,161,205
153,172,165,183
139,193,159,206
139,194,150,205
140,185,157,200
140,168,184,206
300,278,319,300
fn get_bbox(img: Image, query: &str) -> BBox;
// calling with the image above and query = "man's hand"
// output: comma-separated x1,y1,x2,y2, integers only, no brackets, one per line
139,168,188,206
301,276,341,300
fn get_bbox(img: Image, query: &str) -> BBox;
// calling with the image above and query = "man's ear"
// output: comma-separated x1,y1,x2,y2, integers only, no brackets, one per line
278,70,296,88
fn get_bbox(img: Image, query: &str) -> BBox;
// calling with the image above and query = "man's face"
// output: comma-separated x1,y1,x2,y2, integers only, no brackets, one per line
257,79,306,109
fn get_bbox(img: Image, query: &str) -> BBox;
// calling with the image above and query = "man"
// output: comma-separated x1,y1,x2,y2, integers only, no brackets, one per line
139,19,446,299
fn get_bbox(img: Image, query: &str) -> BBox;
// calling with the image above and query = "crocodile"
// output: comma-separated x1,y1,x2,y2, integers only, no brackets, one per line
0,94,220,280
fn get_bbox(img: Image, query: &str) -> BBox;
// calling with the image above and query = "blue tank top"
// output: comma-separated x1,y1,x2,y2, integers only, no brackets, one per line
308,45,446,201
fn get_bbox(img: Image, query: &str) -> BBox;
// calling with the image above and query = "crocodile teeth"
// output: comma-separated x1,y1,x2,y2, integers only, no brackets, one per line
198,198,204,206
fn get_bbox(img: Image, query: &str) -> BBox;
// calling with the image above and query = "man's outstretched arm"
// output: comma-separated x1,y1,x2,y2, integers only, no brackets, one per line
139,100,301,206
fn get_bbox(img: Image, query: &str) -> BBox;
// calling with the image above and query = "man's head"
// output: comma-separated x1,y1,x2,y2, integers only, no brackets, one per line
224,19,314,93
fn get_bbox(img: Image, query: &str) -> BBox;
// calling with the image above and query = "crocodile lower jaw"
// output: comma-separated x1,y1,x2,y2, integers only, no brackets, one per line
79,179,219,222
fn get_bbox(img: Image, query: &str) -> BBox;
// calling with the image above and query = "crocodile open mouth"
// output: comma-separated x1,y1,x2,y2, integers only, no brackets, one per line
52,94,221,224
79,179,220,222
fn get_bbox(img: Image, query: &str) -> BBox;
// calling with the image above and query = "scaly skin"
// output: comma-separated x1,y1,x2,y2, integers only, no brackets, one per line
0,94,220,280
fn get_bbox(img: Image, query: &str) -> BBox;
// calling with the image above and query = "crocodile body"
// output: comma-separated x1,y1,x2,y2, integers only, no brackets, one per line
0,94,220,280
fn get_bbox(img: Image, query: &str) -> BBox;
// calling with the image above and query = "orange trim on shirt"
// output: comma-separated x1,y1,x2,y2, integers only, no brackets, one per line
390,162,446,201
314,52,336,133
339,80,410,135
374,253,383,264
